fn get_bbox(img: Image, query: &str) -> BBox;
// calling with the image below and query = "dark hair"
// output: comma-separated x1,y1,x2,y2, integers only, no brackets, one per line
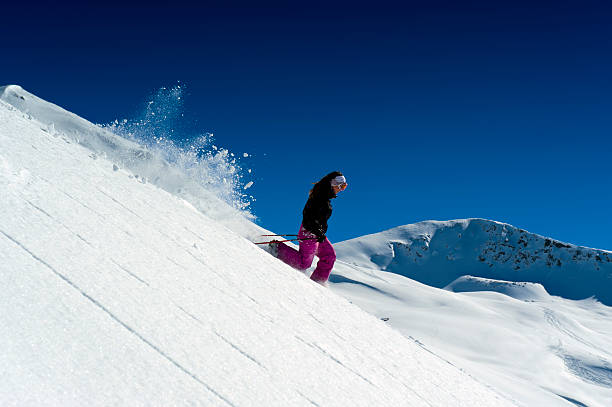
309,171,343,197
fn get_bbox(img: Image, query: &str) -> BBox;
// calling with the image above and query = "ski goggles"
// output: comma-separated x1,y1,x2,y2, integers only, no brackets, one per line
331,175,347,190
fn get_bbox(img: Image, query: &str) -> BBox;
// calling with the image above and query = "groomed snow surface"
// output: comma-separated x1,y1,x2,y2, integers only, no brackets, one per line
0,86,515,406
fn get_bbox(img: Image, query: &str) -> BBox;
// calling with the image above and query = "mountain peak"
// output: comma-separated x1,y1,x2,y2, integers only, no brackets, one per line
336,218,612,304
0,84,24,96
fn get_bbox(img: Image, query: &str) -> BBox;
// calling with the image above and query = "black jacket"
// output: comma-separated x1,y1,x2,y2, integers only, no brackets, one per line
302,183,336,239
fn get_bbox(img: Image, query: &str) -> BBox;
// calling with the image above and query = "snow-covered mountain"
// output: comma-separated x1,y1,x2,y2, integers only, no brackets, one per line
330,222,612,407
0,85,515,406
334,219,612,304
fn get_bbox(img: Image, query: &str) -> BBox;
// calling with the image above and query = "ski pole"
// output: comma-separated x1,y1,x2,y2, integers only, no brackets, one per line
255,237,317,245
261,234,299,237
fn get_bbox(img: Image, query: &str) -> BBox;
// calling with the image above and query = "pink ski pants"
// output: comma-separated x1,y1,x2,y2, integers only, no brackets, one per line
277,224,336,283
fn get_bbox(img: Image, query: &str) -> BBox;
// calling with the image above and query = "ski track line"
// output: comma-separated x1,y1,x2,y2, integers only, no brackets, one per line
295,390,322,407
108,258,150,286
0,229,236,407
172,301,268,372
309,341,379,389
25,200,97,251
95,187,145,221
214,330,268,371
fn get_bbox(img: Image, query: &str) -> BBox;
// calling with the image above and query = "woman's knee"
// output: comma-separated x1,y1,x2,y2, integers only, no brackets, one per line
329,249,336,262
320,242,336,261
297,256,314,270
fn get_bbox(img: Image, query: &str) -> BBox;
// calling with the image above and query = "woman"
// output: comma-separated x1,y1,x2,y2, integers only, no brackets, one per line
273,171,347,284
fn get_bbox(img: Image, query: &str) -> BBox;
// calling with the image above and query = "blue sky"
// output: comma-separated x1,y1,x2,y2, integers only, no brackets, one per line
2,1,611,249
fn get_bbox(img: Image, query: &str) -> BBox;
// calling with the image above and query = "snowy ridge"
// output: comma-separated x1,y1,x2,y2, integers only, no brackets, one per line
0,88,515,405
0,85,252,231
444,276,551,301
335,218,612,304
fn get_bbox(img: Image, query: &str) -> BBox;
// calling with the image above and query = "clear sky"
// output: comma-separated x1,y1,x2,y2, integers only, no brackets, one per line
2,1,611,249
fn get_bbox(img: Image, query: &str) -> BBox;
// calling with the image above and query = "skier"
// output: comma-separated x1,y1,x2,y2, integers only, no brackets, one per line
270,171,347,284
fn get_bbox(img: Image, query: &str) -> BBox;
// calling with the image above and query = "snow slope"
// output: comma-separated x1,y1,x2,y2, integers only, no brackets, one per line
331,222,612,407
0,86,515,406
